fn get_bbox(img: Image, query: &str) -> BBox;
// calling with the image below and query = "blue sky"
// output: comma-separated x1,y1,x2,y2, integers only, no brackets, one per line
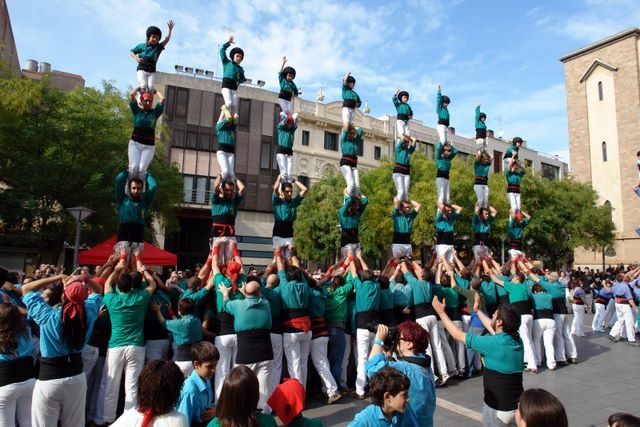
9,0,640,164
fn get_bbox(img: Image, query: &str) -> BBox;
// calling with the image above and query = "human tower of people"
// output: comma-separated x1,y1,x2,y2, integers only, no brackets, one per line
5,23,640,427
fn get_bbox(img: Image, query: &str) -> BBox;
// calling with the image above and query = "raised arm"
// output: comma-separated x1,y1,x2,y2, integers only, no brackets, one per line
433,296,466,343
236,177,246,196
356,252,369,272
294,179,308,197
343,71,351,85
451,204,463,214
20,274,66,295
161,20,175,47
411,199,421,213
280,56,287,72
155,89,165,104
273,175,282,196
129,87,140,102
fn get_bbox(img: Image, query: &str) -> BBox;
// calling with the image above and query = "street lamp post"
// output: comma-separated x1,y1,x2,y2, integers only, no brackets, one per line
66,207,95,270
500,234,506,265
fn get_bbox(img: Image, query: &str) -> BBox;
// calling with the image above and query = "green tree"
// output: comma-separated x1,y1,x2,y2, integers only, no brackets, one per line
0,77,183,263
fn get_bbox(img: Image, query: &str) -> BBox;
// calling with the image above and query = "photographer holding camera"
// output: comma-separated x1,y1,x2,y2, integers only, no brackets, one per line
365,321,436,427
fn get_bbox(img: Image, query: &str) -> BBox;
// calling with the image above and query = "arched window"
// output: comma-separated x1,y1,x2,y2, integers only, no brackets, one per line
598,81,604,101
602,141,607,162
604,200,613,221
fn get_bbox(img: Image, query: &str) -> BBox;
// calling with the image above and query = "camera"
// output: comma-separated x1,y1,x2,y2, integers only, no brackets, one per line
383,326,399,350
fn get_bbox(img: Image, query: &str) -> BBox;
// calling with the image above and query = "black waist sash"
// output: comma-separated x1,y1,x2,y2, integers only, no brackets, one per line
0,356,34,387
380,309,397,327
236,329,273,364
392,232,411,244
217,312,236,336
176,345,193,362
483,368,523,411
507,185,521,194
474,232,490,245
551,297,568,314
445,306,462,321
393,163,410,174
217,142,235,154
438,118,450,126
397,113,409,121
221,77,239,90
273,220,294,238
211,214,236,237
342,99,357,109
533,309,554,320
118,222,144,243
414,302,435,318
278,90,292,101
476,128,487,139
436,231,454,245
137,58,156,73
341,228,359,246
39,353,83,381
436,169,450,179
356,310,380,332
276,145,293,156
340,154,358,167
511,300,532,316
509,240,522,250
474,176,488,185
131,127,156,146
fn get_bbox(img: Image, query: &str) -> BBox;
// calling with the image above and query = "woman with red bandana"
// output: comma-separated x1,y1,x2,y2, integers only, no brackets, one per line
21,272,103,426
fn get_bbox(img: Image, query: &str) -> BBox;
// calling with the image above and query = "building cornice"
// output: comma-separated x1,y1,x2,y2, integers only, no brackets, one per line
560,27,640,63
578,59,618,82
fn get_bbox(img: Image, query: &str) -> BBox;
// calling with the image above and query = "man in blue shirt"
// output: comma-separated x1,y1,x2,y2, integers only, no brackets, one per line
609,273,639,345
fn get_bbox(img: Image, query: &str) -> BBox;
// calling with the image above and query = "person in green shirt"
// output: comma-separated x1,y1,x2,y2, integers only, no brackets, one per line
210,174,246,262
340,126,364,196
503,136,523,170
278,56,299,117
473,149,493,209
506,160,526,214
130,21,174,93
508,211,531,264
276,112,299,183
339,192,368,256
475,102,488,150
435,202,462,265
528,283,557,371
220,35,246,115
98,253,158,424
393,89,414,142
434,260,465,379
435,141,458,204
392,136,417,201
436,84,450,144
215,105,239,181
391,197,421,259
272,176,307,259
472,206,497,263
342,71,361,130
433,295,524,426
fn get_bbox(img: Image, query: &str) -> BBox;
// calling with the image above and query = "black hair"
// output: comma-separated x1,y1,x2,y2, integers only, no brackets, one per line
346,75,356,85
146,26,162,40
282,66,296,78
377,275,390,290
512,136,523,145
497,304,521,340
441,95,450,104
360,269,375,282
479,112,487,120
191,341,220,365
397,90,409,101
229,47,244,61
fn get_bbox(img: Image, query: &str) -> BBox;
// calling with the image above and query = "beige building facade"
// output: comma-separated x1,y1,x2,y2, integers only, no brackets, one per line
561,28,640,267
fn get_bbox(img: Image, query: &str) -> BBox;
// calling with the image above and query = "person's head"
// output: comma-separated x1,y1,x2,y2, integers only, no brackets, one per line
441,202,453,215
216,366,260,424
616,273,625,283
400,200,412,215
283,66,296,81
285,265,303,283
608,412,640,427
512,272,526,284
186,276,202,291
441,94,450,107
130,271,143,290
229,47,244,64
440,272,451,287
531,283,544,294
61,281,89,352
191,341,219,381
177,270,185,280
377,275,390,290
281,182,294,201
360,269,375,282
514,212,524,224
516,388,568,427
178,298,195,316
244,280,261,297
479,207,490,221
348,196,361,215
494,303,521,338
328,274,345,291
370,367,410,415
347,124,358,141
346,74,356,89
221,180,235,201
267,378,306,425
481,151,493,164
137,360,185,422
129,178,144,200
396,320,430,355
479,112,487,122
398,90,409,104
266,273,279,288
0,302,26,355
169,271,179,283
547,271,559,283
441,143,452,158
42,286,63,306
146,25,162,44
116,270,133,293
140,91,154,111
512,136,523,147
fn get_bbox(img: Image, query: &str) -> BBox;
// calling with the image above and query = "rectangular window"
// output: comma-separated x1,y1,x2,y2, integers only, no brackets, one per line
195,177,207,204
199,131,211,151
173,129,185,147
175,88,189,118
260,142,271,170
301,130,310,146
494,150,503,173
541,163,560,180
186,131,198,149
238,99,251,130
598,81,604,101
324,131,338,151
298,175,310,188
374,146,381,160
357,138,364,157
183,176,194,203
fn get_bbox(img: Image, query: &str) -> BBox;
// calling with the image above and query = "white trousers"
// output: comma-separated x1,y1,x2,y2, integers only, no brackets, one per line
532,318,556,369
396,120,410,138
392,172,411,201
507,192,521,213
0,377,35,427
32,373,86,427
340,165,360,196
476,138,487,150
571,304,586,337
128,140,156,182
437,124,448,143
605,299,617,327
278,98,293,116
216,151,236,181
342,107,355,127
611,304,636,342
473,244,492,262
553,314,577,361
508,249,524,262
175,361,194,378
145,339,170,361
269,333,283,395
482,403,516,427
221,88,239,114
435,244,455,265
355,329,374,395
98,345,145,424
416,315,449,377
519,314,536,369
242,360,273,412
474,184,489,209
310,337,338,396
283,331,312,388
214,334,237,400
136,70,156,92
82,344,99,376
437,321,459,374
436,177,450,204
592,302,607,331
340,333,352,389
86,355,105,422
276,153,293,181
391,243,412,258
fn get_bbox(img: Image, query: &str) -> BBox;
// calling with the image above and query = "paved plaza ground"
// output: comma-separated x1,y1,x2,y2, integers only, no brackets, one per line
300,313,640,426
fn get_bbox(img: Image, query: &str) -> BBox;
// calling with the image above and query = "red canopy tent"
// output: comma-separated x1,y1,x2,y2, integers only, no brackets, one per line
78,235,177,266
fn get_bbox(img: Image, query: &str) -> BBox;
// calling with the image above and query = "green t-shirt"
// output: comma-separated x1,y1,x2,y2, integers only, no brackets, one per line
208,412,277,427
323,281,354,323
163,314,203,346
503,281,530,303
224,296,272,332
103,288,151,348
466,332,524,373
